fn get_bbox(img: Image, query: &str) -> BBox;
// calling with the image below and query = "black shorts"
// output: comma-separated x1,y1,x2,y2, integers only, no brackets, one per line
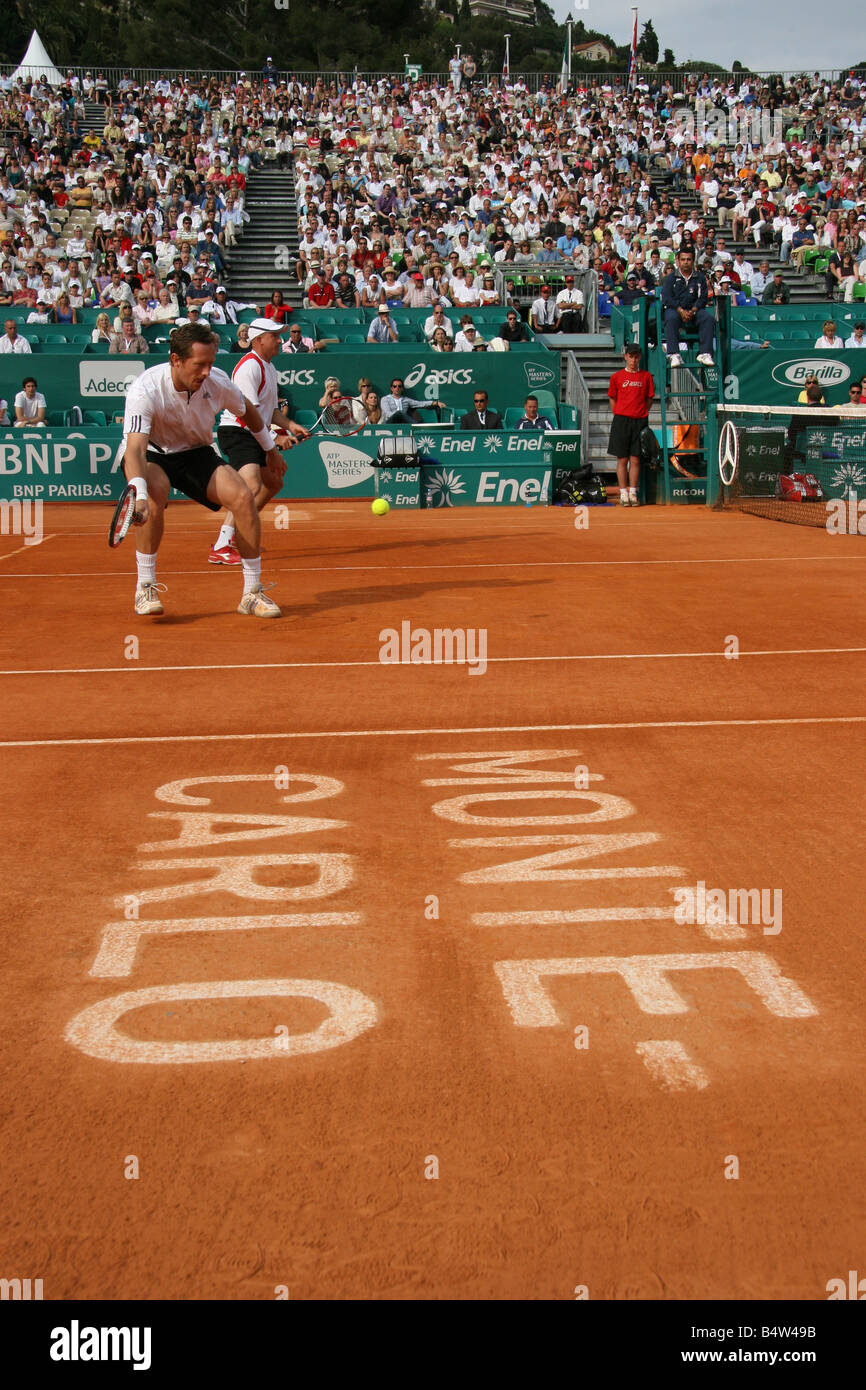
217,425,266,472
145,445,225,511
608,414,645,460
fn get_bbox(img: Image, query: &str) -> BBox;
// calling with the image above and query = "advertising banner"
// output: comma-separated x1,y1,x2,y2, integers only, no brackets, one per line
0,426,581,506
728,350,866,407
0,350,560,420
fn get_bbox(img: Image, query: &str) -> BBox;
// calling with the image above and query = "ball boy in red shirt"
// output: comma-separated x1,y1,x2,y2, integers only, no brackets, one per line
608,343,655,507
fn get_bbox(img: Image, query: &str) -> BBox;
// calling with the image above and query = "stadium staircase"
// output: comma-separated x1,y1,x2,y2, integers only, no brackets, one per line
80,102,105,137
224,165,300,309
658,182,828,305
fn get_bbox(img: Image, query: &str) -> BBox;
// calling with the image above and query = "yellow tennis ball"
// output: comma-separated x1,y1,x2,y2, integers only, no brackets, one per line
371,498,390,516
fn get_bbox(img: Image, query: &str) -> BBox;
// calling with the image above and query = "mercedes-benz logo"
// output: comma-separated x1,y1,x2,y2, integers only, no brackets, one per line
718,420,739,486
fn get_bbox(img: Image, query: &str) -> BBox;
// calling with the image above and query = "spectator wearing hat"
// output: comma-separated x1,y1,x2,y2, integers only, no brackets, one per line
403,271,433,308
612,272,645,309
762,269,790,305
555,274,585,333
529,283,561,333
367,304,399,343
454,319,485,352
845,321,866,349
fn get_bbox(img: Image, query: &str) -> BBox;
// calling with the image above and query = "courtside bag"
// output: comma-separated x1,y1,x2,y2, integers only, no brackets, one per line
775,472,824,501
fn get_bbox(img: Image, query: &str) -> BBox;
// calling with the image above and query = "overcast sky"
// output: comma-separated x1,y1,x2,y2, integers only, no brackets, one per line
550,2,861,75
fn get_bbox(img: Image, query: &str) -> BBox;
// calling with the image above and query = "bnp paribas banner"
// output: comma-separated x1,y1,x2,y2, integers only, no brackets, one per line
0,350,560,418
727,350,866,406
0,426,580,506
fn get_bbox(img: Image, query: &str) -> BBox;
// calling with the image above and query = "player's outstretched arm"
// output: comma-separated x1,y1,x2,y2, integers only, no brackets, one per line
124,433,151,525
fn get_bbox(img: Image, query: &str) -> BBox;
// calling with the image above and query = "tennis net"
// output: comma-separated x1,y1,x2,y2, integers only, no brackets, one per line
712,402,866,529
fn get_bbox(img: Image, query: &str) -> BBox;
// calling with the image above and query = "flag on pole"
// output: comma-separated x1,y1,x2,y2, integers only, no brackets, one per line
627,9,638,93
559,30,569,93
503,35,510,80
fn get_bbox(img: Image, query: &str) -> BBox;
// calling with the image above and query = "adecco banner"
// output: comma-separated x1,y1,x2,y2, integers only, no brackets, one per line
0,351,559,419
727,350,866,407
0,425,579,505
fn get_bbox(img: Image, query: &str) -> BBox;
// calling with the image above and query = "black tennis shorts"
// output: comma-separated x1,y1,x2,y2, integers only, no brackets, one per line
145,445,225,511
217,425,267,471
608,414,646,460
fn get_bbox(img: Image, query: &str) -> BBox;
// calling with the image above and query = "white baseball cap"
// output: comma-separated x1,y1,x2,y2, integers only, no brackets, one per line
247,317,291,339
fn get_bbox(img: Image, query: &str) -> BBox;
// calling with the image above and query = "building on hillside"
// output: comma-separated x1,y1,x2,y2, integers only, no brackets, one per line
467,0,536,22
572,39,619,63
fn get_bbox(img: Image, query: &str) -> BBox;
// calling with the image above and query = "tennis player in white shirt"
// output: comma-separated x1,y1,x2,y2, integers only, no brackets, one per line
122,322,287,618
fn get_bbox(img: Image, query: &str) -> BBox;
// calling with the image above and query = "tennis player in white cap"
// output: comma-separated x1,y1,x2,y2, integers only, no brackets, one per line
209,316,310,565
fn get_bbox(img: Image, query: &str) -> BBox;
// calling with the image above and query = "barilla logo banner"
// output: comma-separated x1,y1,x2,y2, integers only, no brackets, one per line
78,361,145,396
771,358,851,387
317,440,374,489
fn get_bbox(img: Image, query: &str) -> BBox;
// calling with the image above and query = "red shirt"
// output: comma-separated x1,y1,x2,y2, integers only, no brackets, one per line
263,302,292,322
608,368,654,419
307,282,335,307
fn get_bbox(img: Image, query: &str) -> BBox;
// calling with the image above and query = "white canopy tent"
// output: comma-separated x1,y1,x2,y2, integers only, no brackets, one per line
10,30,65,87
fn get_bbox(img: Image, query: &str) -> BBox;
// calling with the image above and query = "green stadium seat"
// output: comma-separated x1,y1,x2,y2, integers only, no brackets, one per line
853,284,866,301
340,333,366,344
47,411,66,426
83,410,108,426
295,410,318,429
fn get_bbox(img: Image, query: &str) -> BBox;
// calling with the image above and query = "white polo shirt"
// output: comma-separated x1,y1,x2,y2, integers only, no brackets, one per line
218,349,278,429
123,362,246,453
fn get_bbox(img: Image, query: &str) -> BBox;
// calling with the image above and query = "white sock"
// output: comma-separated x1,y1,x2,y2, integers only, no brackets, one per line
136,552,156,585
216,524,234,550
629,486,638,500
241,556,261,594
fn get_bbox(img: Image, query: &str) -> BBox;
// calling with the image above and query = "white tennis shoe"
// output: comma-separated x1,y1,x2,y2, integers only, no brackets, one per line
134,582,166,615
237,582,281,618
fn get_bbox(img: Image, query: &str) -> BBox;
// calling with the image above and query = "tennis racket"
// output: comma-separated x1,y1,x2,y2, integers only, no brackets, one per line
310,396,368,437
108,483,138,548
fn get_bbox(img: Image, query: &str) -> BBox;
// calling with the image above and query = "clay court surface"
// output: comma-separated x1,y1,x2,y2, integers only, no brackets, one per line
1,500,864,1301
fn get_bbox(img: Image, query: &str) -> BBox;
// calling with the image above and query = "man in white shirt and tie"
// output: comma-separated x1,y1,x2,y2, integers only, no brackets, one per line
529,284,561,333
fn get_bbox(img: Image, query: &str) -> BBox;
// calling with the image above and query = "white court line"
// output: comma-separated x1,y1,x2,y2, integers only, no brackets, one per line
2,714,865,750
2,553,866,580
2,645,864,678
0,534,55,562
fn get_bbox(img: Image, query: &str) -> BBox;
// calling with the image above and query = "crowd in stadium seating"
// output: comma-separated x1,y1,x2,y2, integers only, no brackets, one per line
0,62,865,361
